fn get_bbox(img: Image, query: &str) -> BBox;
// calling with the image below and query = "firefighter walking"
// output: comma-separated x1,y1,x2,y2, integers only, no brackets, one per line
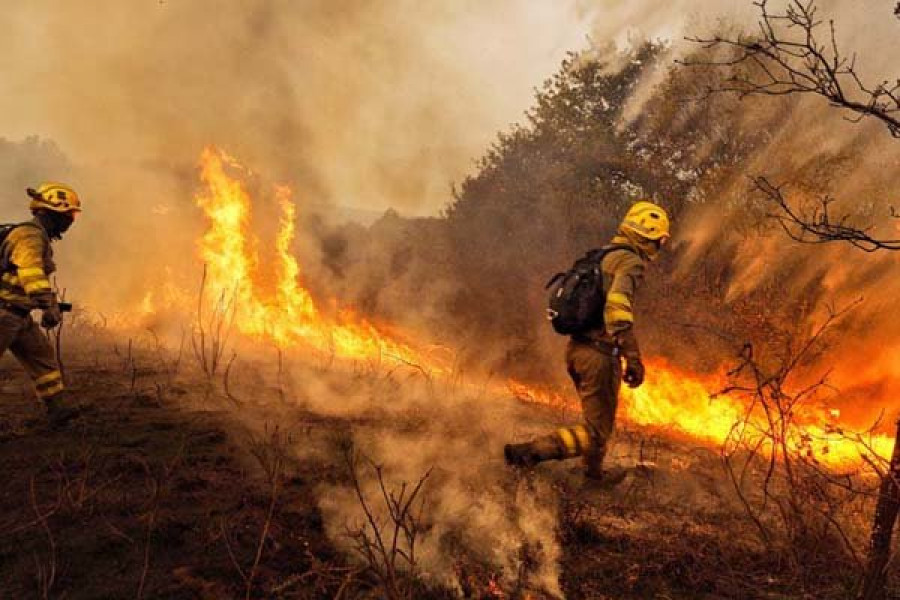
504,201,670,481
0,183,81,426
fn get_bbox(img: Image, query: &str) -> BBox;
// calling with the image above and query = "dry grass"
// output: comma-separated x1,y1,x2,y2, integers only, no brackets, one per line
0,324,897,599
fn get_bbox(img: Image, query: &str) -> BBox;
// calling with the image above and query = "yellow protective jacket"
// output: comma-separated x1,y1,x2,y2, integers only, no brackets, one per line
0,220,56,311
580,235,646,350
602,237,645,336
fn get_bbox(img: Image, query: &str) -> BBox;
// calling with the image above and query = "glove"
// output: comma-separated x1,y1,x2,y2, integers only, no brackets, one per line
41,302,62,329
617,327,644,388
623,357,645,388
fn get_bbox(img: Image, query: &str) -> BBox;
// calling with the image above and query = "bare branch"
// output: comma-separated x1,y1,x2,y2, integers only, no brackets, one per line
244,426,289,600
753,176,900,251
716,300,889,577
341,440,431,600
681,0,900,137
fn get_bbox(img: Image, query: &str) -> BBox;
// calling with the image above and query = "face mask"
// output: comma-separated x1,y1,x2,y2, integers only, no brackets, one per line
39,211,74,240
54,213,74,235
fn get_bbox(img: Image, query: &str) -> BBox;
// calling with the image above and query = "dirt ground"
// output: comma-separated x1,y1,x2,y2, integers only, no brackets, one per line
0,364,353,599
0,334,897,600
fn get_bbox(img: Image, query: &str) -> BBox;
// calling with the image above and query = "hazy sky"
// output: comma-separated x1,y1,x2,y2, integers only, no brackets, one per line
0,1,890,215
0,0,748,215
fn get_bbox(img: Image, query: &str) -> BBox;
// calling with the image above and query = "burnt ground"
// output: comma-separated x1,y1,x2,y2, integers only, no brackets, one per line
0,362,353,600
0,339,897,600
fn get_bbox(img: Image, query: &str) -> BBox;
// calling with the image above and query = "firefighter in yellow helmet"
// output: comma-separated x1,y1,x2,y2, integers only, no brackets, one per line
0,183,81,426
504,200,671,481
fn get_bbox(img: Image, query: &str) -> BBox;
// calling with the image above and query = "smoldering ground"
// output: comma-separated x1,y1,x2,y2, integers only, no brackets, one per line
294,360,566,595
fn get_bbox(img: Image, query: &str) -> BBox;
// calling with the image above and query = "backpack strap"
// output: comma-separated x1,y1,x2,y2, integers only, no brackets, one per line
545,244,638,290
544,271,565,289
1,222,41,236
598,243,637,257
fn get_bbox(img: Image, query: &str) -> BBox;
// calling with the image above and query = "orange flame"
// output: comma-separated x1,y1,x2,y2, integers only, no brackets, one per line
194,147,892,468
511,357,894,467
195,147,446,369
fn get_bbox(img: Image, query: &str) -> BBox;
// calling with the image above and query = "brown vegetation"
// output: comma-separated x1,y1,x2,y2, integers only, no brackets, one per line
0,309,895,598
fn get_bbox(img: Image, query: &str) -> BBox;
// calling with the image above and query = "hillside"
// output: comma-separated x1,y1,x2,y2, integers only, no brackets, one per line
0,324,894,599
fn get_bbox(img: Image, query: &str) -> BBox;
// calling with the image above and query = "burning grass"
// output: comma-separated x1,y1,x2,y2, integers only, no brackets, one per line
0,320,897,598
11,144,891,597
191,147,894,477
195,147,441,370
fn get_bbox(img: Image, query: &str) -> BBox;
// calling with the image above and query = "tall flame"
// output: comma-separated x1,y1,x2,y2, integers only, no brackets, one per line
196,147,444,369
194,147,892,468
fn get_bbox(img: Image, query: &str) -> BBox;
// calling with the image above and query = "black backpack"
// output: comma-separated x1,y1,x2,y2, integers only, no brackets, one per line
545,245,632,335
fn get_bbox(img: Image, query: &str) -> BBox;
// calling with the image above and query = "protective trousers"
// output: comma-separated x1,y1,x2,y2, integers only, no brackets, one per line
0,308,63,401
525,338,621,477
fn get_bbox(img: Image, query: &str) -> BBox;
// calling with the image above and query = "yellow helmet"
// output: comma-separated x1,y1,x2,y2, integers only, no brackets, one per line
27,182,82,214
620,200,670,241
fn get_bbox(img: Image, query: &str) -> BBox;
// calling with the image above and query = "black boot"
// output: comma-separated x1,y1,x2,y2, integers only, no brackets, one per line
504,443,540,468
504,434,566,468
44,394,81,429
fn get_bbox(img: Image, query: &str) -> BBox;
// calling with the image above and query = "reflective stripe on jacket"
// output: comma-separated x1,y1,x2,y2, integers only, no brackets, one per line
601,238,645,337
0,222,55,310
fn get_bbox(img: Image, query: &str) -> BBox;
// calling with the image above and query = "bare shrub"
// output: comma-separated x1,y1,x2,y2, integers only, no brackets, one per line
29,475,57,600
191,264,237,380
222,351,242,407
147,327,186,389
133,435,189,600
340,439,432,600
717,303,885,589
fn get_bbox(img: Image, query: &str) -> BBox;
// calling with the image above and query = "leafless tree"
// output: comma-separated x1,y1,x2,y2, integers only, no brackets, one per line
682,0,900,135
682,0,900,250
684,3,900,591
858,419,900,600
341,440,431,600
